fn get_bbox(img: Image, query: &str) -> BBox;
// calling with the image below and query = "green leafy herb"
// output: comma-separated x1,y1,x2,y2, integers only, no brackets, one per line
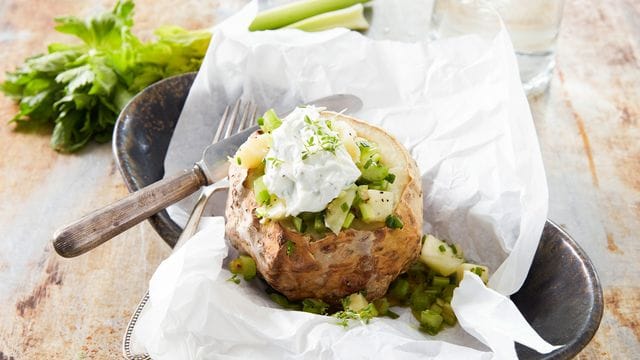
266,157,284,167
1,0,211,152
333,303,378,327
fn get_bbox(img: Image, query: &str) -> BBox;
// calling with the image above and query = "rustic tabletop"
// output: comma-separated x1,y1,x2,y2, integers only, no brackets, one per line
0,0,637,359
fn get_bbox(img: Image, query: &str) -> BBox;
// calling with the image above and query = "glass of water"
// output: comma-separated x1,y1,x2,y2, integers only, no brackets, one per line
430,0,565,95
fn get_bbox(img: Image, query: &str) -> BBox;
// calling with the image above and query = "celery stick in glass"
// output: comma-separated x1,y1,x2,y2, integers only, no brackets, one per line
249,0,369,31
285,4,369,32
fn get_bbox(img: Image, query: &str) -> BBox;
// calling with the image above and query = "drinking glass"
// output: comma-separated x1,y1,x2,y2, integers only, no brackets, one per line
430,0,565,95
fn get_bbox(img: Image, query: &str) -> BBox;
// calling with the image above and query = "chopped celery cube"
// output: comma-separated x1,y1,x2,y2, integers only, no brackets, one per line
385,173,396,183
314,214,325,232
389,278,410,300
429,303,443,315
432,276,450,288
420,309,444,330
410,289,433,312
260,109,282,133
253,176,270,205
373,297,390,316
441,303,457,326
360,163,389,182
342,212,356,228
292,216,305,232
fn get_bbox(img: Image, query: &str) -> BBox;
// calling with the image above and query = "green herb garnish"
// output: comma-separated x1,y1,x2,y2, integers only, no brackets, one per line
385,214,404,229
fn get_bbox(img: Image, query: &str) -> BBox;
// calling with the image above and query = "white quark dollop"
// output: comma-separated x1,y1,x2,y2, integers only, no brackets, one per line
263,106,361,216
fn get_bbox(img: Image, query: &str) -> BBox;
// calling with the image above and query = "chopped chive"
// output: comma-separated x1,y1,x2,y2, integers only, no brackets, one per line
438,244,446,253
450,244,458,255
472,267,484,277
385,214,404,229
385,173,396,183
236,157,242,165
340,202,349,212
386,309,400,319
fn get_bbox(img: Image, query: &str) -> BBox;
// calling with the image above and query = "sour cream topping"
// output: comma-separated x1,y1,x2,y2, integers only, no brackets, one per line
263,106,361,216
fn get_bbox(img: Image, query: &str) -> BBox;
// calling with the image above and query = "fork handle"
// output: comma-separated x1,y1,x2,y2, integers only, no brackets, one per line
53,165,207,258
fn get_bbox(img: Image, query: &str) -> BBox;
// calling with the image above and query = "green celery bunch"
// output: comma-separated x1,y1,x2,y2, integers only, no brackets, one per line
0,0,211,152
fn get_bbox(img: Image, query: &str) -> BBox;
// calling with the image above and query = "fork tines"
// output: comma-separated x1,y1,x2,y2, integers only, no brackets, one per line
213,99,257,143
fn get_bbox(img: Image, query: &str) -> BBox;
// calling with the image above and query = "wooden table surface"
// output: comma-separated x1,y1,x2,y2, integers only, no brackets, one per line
0,0,638,358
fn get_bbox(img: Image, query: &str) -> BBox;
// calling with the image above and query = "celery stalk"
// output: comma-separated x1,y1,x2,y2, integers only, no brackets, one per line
249,0,369,31
285,4,369,32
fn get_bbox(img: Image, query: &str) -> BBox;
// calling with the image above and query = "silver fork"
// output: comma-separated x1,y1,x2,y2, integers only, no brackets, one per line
121,99,256,360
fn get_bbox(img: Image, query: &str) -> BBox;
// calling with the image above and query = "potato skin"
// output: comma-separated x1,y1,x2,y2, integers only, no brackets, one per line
225,113,423,305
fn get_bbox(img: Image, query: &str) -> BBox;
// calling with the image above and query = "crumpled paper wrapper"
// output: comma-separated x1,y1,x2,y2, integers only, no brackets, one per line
136,1,559,358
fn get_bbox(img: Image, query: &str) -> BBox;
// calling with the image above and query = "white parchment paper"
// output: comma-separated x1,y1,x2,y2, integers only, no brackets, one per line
136,2,558,358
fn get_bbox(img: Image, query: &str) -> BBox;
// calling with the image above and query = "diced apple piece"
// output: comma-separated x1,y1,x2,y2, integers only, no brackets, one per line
419,234,464,276
325,185,357,234
234,134,272,169
456,263,490,284
345,293,369,312
358,190,394,223
333,120,360,162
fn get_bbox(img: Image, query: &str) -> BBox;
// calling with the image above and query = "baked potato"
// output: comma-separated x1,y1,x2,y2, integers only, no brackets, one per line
225,109,423,305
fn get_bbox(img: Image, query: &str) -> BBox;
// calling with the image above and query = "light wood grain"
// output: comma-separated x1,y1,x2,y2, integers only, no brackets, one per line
53,166,206,258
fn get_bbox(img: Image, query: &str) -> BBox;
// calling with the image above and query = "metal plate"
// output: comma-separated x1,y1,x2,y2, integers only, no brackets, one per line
113,73,603,359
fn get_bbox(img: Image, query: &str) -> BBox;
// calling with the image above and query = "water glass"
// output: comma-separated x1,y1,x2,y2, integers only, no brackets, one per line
430,0,565,95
